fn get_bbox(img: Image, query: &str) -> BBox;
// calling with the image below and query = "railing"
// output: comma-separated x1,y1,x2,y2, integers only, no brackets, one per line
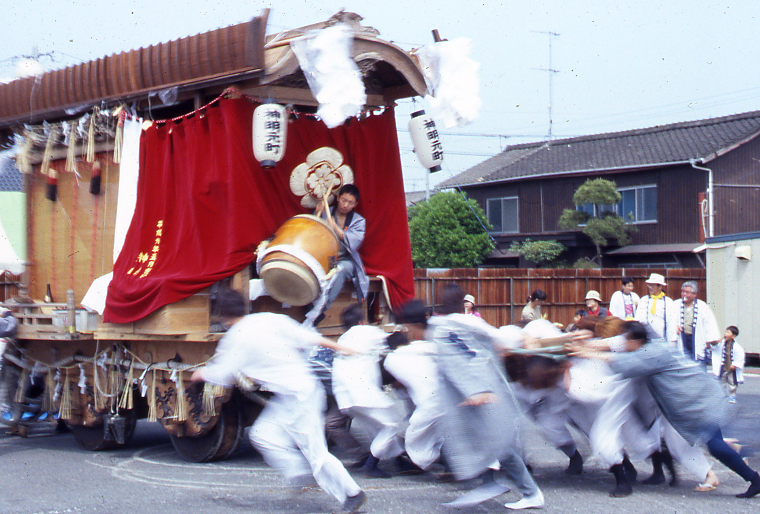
414,267,706,329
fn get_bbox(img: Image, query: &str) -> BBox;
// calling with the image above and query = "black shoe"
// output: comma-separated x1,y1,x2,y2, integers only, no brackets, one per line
361,455,390,479
661,448,678,486
622,454,638,483
348,453,371,469
642,451,666,485
336,490,367,514
610,464,633,497
396,455,425,474
565,450,583,475
736,472,760,498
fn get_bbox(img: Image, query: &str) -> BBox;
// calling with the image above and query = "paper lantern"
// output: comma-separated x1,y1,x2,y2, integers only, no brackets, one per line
252,101,287,168
408,110,443,172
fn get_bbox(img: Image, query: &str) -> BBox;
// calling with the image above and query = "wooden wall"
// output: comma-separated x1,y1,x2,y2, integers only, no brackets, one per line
27,155,119,304
464,165,708,247
414,267,705,329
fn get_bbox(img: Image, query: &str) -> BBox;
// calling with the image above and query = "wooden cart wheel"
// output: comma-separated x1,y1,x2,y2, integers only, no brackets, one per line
68,410,138,451
169,392,244,462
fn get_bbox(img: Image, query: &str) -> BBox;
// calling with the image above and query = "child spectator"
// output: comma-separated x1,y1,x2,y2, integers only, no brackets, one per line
710,326,745,403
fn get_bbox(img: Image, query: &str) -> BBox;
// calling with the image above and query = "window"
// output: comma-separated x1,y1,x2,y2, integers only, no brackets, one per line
618,185,657,223
487,197,519,233
577,202,616,217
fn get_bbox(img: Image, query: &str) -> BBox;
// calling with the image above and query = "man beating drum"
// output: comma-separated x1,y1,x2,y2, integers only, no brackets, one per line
313,184,369,325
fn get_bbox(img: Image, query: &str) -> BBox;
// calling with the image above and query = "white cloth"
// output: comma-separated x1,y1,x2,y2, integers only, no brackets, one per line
112,116,142,264
608,290,640,320
200,312,360,503
383,341,443,469
674,299,721,360
413,37,481,128
81,272,112,315
290,23,366,129
634,295,678,342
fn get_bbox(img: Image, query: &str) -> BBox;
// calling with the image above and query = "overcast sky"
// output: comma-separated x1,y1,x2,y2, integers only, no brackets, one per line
3,1,759,192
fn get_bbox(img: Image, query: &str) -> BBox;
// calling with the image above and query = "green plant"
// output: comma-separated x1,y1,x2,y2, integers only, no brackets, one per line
408,191,494,268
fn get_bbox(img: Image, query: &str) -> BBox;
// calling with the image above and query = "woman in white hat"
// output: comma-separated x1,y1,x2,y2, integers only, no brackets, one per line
463,294,482,318
584,290,610,317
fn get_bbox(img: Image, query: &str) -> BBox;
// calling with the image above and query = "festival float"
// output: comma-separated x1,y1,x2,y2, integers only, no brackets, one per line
0,9,448,460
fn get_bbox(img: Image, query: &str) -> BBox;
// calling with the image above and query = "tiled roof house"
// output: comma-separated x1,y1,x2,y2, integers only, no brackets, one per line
438,110,760,268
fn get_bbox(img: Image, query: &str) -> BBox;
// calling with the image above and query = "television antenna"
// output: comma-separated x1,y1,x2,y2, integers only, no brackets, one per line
532,31,560,140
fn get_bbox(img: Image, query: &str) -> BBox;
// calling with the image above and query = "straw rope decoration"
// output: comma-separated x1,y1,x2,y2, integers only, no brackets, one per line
147,369,157,422
40,125,58,178
65,121,77,173
43,369,56,412
174,370,187,422
16,131,34,174
14,367,30,404
202,382,217,417
59,369,72,420
93,361,106,411
86,108,97,163
118,361,134,410
113,108,125,164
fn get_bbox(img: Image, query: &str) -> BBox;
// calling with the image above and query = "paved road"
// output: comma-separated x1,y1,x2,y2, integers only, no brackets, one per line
1,374,759,514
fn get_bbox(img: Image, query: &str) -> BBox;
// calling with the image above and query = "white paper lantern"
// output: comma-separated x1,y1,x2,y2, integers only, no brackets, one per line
252,101,287,168
408,110,443,172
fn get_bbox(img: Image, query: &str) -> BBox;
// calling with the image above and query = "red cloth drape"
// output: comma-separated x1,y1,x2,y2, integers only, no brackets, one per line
104,98,413,323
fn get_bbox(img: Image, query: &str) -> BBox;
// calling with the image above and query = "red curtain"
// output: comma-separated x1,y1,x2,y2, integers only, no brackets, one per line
104,98,413,323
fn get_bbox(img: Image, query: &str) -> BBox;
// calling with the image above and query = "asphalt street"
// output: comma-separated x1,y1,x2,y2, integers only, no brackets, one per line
1,373,759,514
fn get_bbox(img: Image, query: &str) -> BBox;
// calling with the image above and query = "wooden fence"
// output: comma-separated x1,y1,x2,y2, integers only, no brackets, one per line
1,272,21,303
413,268,706,329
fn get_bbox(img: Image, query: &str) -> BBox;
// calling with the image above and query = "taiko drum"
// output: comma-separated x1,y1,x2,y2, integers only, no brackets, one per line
260,214,340,306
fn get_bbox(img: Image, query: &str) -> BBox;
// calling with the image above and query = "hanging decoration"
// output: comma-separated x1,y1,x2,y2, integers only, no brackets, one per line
289,146,353,208
64,120,77,173
86,108,98,163
408,110,443,172
90,160,102,195
413,37,481,128
252,101,287,168
45,167,58,201
290,23,367,128
113,107,126,164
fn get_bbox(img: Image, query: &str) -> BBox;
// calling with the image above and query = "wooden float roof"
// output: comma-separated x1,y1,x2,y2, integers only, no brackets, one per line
0,9,427,131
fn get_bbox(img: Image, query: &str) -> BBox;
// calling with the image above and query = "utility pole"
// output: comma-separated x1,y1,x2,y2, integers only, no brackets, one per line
532,31,560,140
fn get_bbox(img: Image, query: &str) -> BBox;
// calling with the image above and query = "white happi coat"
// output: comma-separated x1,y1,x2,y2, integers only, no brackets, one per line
608,290,640,320
635,295,678,342
200,313,361,503
332,324,391,410
674,299,720,360
383,340,443,469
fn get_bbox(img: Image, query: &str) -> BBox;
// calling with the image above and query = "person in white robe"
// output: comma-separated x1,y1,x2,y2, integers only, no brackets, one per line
332,303,404,477
674,280,720,363
608,278,640,320
191,290,366,514
383,300,443,470
634,273,678,343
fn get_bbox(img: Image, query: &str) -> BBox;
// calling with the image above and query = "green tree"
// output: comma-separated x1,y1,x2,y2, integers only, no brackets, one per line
408,191,494,268
509,239,566,267
558,178,634,264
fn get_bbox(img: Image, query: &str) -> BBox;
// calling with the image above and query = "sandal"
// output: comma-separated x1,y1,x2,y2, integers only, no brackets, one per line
695,483,718,492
